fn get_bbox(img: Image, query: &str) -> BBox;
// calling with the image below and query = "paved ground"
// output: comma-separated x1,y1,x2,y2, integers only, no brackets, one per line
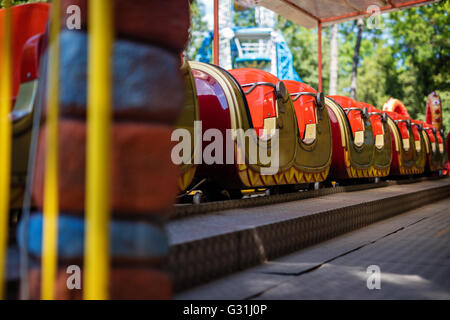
176,197,450,300
168,179,450,245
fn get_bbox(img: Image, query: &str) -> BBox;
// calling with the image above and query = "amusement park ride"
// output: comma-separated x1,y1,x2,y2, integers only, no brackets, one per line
196,1,302,81
0,0,447,300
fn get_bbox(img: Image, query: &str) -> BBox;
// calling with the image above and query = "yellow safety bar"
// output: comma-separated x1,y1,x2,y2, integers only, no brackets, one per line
0,0,12,301
84,0,113,300
41,0,61,300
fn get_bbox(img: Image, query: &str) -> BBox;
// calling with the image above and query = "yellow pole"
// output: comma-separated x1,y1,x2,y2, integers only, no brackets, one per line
41,0,61,300
0,0,12,300
84,0,113,300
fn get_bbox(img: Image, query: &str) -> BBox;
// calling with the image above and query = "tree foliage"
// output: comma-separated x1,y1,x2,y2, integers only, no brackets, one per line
0,0,46,8
188,0,449,131
282,1,449,130
388,2,449,129
8,0,450,131
186,0,209,59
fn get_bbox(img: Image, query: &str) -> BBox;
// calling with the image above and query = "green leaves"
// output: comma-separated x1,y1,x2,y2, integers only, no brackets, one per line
186,0,209,60
0,0,47,8
387,2,449,130
277,2,449,130
9,0,445,130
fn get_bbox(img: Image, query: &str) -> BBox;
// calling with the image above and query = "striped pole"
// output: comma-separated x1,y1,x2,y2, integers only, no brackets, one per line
41,0,61,300
0,0,12,300
84,0,113,300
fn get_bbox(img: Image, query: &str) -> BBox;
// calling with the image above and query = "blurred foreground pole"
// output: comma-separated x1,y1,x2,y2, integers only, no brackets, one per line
41,0,61,300
0,0,12,301
84,0,113,300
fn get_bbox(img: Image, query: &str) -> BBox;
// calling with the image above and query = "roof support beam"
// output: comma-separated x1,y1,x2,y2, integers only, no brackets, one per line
318,21,323,92
261,0,439,28
321,0,440,26
388,0,398,8
259,0,319,28
280,0,320,21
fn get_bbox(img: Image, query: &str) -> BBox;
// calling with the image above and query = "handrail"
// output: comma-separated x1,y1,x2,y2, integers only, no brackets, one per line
368,112,388,123
394,119,411,128
41,0,61,300
344,107,368,118
411,123,424,131
241,81,290,106
290,91,316,102
84,0,113,300
290,91,325,110
424,127,436,134
0,0,12,300
241,82,276,95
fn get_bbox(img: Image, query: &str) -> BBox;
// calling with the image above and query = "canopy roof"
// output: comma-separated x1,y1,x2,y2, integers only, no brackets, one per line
258,0,441,28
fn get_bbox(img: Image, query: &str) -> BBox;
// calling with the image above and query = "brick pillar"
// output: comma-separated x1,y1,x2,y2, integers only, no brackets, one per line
19,0,190,300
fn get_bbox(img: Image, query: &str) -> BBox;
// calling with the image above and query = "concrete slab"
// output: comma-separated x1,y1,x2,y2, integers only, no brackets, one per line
251,199,450,275
175,271,296,301
254,262,450,300
177,197,450,300
168,179,450,245
170,178,450,291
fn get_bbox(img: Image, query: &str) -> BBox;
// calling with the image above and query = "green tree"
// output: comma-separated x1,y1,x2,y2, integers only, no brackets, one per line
186,0,209,60
1,0,46,7
277,16,331,91
233,7,256,27
387,1,450,130
185,2,450,131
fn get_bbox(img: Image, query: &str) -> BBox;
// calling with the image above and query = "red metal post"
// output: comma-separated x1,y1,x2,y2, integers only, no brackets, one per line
318,21,323,92
213,0,219,65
